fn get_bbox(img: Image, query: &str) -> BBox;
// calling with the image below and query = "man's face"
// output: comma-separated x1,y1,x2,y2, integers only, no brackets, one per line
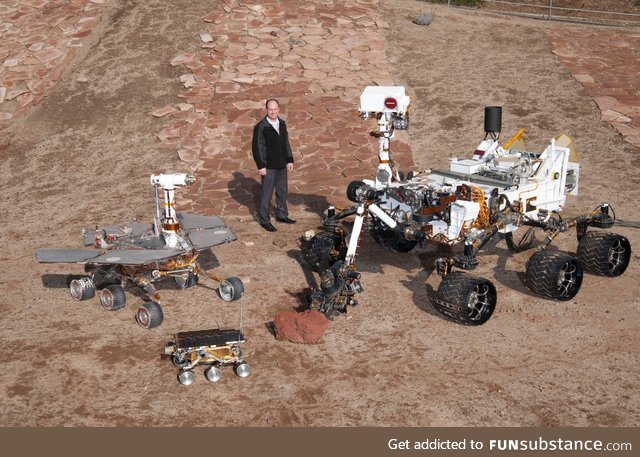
266,101,279,121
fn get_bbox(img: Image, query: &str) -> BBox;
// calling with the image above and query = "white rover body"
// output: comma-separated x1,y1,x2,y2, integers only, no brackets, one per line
301,87,630,325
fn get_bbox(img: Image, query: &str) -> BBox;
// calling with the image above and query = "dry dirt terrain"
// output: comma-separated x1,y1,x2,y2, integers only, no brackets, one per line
0,0,638,426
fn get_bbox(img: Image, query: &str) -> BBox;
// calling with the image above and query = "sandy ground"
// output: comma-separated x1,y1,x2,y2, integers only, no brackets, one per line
0,0,638,426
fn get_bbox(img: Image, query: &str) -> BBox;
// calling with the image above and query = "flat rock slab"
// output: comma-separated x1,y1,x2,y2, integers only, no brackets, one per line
0,0,109,141
549,29,640,148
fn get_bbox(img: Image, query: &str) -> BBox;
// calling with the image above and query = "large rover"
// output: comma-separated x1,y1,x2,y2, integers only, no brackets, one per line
301,86,631,325
36,173,245,329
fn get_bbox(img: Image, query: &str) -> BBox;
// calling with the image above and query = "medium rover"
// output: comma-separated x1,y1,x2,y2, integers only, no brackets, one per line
36,173,245,329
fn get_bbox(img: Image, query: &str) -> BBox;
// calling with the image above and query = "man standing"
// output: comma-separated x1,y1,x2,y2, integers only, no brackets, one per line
252,98,296,232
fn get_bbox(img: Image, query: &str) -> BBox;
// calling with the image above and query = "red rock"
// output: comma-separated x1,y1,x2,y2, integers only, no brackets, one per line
203,10,218,23
214,81,241,93
26,79,45,95
232,76,254,84
170,52,196,66
157,127,181,142
151,105,177,118
2,59,19,67
178,149,198,162
273,309,330,344
16,92,34,110
5,88,28,100
179,73,196,88
33,47,64,63
22,0,48,8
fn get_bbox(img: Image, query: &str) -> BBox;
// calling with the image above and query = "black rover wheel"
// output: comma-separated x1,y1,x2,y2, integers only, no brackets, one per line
174,273,198,289
136,301,164,329
577,231,631,277
346,180,365,202
68,277,95,301
301,231,345,272
504,227,540,252
372,225,418,252
218,277,244,302
433,272,497,325
525,251,583,300
99,284,126,310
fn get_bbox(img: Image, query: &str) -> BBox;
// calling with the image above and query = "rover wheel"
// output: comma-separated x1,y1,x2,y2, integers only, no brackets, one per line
346,180,365,202
234,361,252,378
218,277,244,302
172,351,189,368
99,284,126,310
178,370,195,386
135,301,164,329
174,272,198,289
504,227,539,252
433,272,497,325
301,231,345,272
525,251,583,301
577,232,631,277
372,226,418,252
205,366,222,382
69,277,95,301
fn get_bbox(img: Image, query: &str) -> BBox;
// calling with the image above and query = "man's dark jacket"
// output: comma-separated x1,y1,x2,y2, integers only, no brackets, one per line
252,117,294,170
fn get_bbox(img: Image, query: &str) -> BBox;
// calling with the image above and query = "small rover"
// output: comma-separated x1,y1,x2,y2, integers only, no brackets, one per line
162,328,251,385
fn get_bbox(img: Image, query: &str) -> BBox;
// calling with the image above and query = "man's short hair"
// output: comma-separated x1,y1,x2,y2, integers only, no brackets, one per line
265,98,280,109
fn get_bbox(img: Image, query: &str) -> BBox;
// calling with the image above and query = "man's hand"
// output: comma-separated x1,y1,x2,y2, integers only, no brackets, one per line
287,163,293,171
259,168,267,176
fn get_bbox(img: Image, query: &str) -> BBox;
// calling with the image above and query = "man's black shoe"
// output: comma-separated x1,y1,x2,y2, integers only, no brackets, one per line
276,217,297,224
261,222,277,232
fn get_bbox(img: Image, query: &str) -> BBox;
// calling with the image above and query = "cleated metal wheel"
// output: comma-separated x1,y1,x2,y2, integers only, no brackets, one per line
99,284,126,310
178,370,195,386
372,225,417,252
135,301,164,329
577,231,631,277
504,227,540,252
172,351,189,368
234,361,252,378
525,251,583,301
205,366,222,382
433,272,497,325
301,231,346,272
69,277,95,301
218,277,244,302
174,272,198,289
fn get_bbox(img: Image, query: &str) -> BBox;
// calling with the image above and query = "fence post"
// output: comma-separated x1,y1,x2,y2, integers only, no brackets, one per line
548,0,553,20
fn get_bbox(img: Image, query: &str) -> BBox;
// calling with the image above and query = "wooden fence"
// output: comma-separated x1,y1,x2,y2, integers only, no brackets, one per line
445,0,640,26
